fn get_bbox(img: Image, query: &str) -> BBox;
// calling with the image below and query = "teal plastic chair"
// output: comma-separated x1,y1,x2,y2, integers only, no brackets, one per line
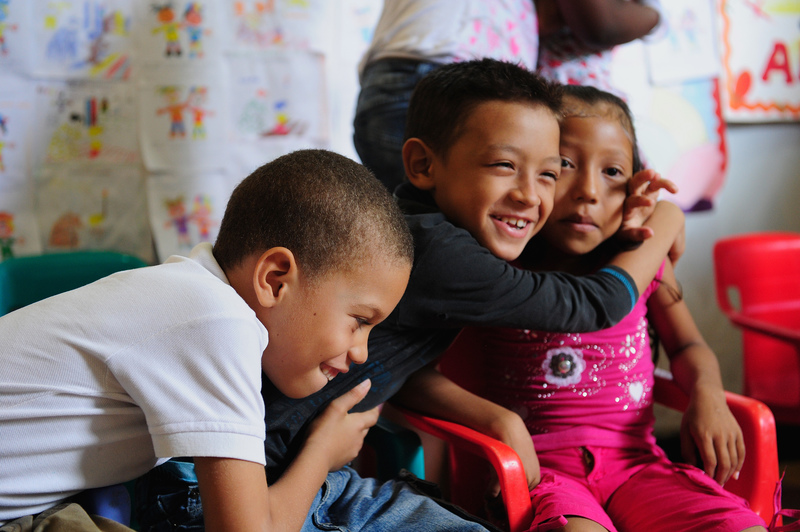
0,250,148,527
361,416,426,481
0,251,148,315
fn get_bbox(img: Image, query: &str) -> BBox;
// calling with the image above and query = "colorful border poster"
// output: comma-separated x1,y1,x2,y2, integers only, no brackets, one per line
613,41,728,212
718,0,800,122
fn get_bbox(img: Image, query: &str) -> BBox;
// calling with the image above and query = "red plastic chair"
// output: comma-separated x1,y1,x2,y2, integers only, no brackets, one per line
713,231,800,426
398,327,781,531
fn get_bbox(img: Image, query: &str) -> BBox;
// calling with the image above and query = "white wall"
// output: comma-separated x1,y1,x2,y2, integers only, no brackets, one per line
655,122,800,433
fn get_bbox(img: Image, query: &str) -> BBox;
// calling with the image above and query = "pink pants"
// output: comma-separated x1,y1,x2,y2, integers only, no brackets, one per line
528,445,767,532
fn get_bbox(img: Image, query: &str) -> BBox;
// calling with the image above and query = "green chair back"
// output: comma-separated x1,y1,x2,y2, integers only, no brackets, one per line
0,251,148,315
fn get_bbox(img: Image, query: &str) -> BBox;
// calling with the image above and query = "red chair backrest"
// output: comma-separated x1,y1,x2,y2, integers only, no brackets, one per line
713,232,800,418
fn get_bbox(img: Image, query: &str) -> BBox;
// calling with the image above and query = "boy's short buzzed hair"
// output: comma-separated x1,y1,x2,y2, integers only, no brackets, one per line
405,58,563,160
561,84,643,174
213,149,413,279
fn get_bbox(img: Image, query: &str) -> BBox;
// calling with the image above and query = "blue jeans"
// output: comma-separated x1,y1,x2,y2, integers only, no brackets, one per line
302,467,492,532
135,462,494,532
352,58,441,192
135,460,202,531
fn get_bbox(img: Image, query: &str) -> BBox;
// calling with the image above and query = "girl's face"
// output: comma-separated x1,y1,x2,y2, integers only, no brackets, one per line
540,113,633,257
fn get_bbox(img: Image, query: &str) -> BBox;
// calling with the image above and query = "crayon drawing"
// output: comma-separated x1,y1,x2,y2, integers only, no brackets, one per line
138,68,226,171
226,0,330,52
0,176,42,260
30,0,133,80
36,82,139,164
137,1,218,64
147,171,233,261
37,165,154,261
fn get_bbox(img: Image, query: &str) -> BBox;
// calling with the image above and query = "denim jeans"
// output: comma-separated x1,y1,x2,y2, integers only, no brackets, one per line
302,467,493,532
352,58,441,192
135,461,495,532
135,460,202,532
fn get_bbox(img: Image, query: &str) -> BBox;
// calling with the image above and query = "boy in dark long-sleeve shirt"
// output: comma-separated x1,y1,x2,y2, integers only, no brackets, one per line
261,60,682,488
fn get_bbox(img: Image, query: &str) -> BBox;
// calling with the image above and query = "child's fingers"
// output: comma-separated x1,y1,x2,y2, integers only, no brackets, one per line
617,227,654,242
332,379,372,412
622,195,655,214
352,405,381,430
646,177,679,195
628,168,659,194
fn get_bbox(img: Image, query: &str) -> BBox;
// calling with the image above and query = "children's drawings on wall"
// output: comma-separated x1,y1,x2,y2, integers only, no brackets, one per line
225,0,332,52
28,0,133,80
0,176,42,260
614,41,727,212
645,0,720,85
226,50,327,171
34,82,139,165
718,0,800,122
138,67,225,171
146,171,235,260
0,76,34,175
0,0,28,73
1,0,389,263
36,165,154,261
134,1,221,65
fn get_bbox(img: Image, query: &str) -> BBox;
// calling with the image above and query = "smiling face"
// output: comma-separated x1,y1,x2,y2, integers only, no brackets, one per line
540,113,634,258
261,256,410,399
421,101,561,261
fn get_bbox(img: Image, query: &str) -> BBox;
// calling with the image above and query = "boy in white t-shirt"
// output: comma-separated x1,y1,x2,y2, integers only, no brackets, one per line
0,149,413,531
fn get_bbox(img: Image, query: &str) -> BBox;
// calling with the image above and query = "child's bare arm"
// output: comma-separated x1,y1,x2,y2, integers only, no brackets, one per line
392,365,541,492
647,261,744,485
555,0,660,50
194,380,378,532
607,200,684,297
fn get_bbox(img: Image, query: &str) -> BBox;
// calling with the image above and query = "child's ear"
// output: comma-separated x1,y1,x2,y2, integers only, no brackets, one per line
252,247,298,308
403,137,436,191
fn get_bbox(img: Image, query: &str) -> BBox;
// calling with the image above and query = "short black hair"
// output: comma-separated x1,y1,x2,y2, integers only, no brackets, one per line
406,58,563,160
560,84,643,174
213,149,413,279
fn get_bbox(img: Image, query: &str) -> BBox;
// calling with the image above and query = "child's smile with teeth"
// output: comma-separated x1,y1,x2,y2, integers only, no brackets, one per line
320,365,338,382
495,215,529,229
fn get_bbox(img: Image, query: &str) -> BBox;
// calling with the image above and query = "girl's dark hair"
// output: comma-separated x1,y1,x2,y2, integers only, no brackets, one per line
406,58,563,160
561,84,643,174
213,149,413,279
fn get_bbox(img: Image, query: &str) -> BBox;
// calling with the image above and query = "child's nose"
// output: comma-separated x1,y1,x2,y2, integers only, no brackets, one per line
510,176,542,207
348,337,369,366
573,170,600,203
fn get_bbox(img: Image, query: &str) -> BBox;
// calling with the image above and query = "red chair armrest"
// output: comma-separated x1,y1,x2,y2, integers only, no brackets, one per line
653,369,779,523
726,311,800,347
398,407,534,532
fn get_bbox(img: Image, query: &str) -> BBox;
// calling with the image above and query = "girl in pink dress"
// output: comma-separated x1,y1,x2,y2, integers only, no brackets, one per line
474,85,767,532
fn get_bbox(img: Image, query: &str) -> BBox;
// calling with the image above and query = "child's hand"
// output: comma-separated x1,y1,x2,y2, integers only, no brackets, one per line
617,169,678,243
681,388,745,485
305,379,380,472
486,410,541,497
484,412,540,528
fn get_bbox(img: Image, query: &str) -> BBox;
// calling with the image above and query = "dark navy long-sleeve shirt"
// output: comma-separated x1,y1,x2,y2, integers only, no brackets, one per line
262,183,637,482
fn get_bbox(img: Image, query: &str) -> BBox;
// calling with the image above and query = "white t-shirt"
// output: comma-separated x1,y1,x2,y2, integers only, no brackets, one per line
0,243,268,522
359,0,539,75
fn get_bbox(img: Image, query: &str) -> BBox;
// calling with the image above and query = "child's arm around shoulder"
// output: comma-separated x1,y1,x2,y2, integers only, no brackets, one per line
607,199,685,297
646,260,744,486
194,380,379,532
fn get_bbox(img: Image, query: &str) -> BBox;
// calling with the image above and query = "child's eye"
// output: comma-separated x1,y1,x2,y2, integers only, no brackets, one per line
604,167,627,180
354,316,371,328
542,171,559,181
